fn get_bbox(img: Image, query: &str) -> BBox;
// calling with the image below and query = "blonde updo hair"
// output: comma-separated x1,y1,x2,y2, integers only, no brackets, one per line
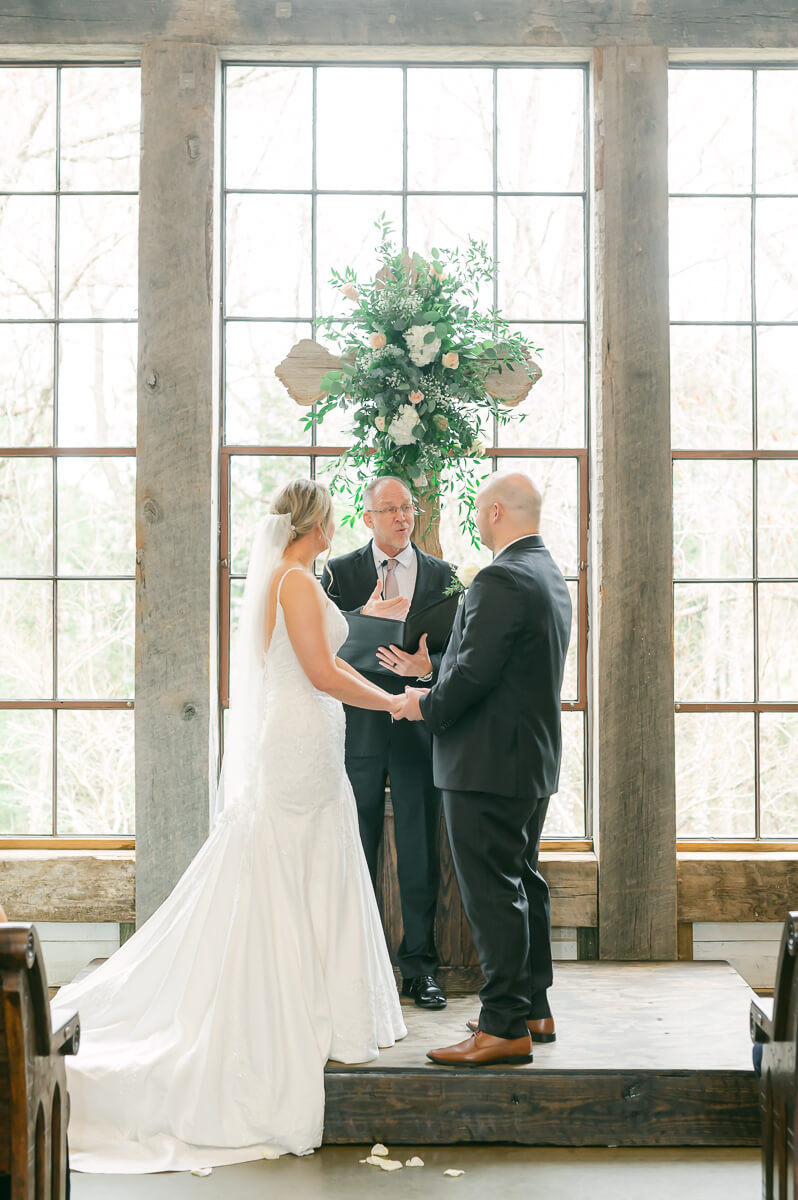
270,478,334,543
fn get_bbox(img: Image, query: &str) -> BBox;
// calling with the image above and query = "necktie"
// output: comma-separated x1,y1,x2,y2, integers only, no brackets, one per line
383,558,400,600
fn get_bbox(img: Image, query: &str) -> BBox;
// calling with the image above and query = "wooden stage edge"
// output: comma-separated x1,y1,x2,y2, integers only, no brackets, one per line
323,962,760,1148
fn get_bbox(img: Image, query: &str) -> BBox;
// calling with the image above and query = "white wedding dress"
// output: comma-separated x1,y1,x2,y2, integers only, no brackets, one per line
53,540,406,1174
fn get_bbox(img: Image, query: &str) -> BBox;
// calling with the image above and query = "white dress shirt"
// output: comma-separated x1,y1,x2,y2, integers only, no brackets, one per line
371,539,418,603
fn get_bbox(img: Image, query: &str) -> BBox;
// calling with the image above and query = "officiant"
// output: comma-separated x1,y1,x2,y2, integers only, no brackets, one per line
322,475,456,1010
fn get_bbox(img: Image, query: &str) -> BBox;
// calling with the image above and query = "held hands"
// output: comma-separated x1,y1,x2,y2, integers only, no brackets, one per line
362,579,411,620
376,632,432,679
391,686,429,723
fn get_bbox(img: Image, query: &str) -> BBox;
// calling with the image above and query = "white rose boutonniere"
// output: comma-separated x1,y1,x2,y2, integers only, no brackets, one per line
444,563,481,598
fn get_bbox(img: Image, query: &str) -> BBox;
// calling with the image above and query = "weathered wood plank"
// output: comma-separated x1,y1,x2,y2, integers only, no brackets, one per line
593,46,677,961
0,853,135,923
678,853,798,924
135,42,221,922
1,1,797,49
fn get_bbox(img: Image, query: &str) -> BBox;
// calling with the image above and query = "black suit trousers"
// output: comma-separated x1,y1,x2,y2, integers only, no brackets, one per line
443,789,553,1039
347,749,441,979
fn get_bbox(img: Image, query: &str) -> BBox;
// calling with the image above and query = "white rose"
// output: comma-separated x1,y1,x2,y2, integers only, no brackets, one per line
387,403,422,446
404,324,441,368
458,565,481,589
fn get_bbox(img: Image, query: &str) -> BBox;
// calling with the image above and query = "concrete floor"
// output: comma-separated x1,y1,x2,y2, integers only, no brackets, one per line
72,1145,760,1200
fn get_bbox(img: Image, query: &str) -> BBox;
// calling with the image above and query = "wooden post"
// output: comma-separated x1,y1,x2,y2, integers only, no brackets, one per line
136,43,221,922
592,46,677,960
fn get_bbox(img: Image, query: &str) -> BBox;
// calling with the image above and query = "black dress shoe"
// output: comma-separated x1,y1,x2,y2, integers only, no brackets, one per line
401,975,447,1009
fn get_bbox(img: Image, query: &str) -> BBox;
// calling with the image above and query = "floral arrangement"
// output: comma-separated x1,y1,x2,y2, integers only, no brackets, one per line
444,563,482,597
307,219,541,545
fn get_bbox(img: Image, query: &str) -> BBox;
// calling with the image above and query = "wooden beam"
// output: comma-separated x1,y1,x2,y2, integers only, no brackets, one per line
678,853,798,924
136,43,221,922
0,852,135,923
0,1,797,49
593,45,677,960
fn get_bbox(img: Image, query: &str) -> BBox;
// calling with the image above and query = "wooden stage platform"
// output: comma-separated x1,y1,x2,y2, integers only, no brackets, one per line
323,962,760,1148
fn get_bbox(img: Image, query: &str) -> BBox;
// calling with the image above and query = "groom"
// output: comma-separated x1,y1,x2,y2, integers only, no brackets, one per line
321,475,457,1011
394,473,571,1066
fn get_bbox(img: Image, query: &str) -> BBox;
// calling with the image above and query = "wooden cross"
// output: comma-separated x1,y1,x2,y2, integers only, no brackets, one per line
274,253,543,555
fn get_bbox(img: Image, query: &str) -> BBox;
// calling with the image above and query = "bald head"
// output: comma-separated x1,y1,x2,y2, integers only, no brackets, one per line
475,472,542,552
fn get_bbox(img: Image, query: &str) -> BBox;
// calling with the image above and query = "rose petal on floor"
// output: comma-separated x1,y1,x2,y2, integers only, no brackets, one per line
406,1156,425,1167
444,1168,465,1177
376,1159,403,1172
190,1167,212,1177
371,1143,389,1156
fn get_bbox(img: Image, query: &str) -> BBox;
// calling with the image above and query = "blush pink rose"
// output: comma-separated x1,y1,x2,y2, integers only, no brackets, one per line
375,415,386,432
409,390,424,404
369,331,387,350
442,351,459,369
341,282,359,301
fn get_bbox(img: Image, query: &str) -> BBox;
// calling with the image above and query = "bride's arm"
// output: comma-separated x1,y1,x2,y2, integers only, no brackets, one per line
280,570,399,713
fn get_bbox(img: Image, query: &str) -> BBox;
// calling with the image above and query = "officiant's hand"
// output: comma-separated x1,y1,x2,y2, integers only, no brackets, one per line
362,579,411,620
376,633,432,679
392,686,429,722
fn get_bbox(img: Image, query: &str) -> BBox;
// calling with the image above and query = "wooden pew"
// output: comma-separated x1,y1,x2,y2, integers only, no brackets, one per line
0,924,79,1200
750,910,798,1200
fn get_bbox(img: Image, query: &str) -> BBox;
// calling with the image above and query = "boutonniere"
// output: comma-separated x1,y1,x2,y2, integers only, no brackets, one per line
444,564,481,598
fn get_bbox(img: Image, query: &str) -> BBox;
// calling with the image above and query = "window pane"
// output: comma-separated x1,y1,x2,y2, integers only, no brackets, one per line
407,68,493,191
0,67,56,191
230,455,309,574
317,194,404,317
670,325,752,450
226,321,312,446
498,324,585,450
225,194,312,318
676,712,755,837
59,195,138,318
545,710,585,837
0,580,52,699
561,579,579,703
437,464,493,574
57,323,137,447
669,198,751,321
672,460,753,580
497,68,584,192
498,197,584,320
316,458,372,560
225,66,312,190
0,457,53,575
668,69,752,194
758,326,798,449
756,70,798,193
59,67,140,192
57,580,134,699
760,712,798,838
758,460,798,578
674,583,754,701
0,324,54,447
755,199,798,321
0,196,55,318
57,457,136,576
496,456,579,576
57,709,134,835
317,67,403,191
759,582,798,701
0,709,52,835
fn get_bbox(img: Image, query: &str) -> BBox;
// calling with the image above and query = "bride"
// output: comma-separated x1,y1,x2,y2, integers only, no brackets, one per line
53,478,407,1173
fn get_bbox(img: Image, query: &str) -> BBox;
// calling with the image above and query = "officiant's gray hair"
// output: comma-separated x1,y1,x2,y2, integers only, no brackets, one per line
362,475,412,509
271,478,333,541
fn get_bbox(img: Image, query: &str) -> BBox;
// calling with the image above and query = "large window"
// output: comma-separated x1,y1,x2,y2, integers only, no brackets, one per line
0,64,140,841
669,65,798,840
220,63,589,837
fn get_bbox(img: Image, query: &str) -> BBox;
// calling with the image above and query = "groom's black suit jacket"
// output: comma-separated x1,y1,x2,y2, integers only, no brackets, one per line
321,541,456,759
420,535,572,800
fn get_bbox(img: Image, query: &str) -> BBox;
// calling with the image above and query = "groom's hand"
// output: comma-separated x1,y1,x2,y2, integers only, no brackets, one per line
376,633,432,679
362,579,411,620
394,686,429,722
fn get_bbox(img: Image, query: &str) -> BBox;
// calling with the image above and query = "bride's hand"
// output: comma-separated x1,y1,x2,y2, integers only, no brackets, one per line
388,693,406,721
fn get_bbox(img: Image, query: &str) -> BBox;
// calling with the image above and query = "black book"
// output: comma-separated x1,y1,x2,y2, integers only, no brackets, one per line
340,592,461,677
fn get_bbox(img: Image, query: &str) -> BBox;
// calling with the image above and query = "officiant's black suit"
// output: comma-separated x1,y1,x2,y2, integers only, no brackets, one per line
321,541,455,980
419,534,571,1040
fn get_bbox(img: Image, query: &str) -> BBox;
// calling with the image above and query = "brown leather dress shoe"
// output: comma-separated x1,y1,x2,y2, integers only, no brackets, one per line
466,1016,556,1044
427,1031,533,1066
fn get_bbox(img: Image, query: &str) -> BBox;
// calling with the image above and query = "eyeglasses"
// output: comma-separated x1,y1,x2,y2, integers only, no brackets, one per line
366,504,422,517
